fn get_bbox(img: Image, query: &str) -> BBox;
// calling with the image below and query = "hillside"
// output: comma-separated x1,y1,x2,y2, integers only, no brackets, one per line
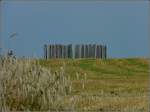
39,58,149,111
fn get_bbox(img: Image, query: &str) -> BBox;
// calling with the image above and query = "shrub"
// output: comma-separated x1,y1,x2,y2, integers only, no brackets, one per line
0,57,73,111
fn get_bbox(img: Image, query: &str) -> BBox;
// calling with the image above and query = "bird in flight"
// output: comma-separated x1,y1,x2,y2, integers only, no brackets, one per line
10,32,18,38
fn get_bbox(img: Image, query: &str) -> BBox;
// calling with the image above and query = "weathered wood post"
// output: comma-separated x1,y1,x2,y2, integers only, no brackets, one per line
96,45,99,59
59,44,62,58
93,44,96,59
75,44,79,58
85,44,88,58
52,45,54,58
100,45,102,59
44,44,47,59
102,45,107,59
68,44,73,58
81,44,84,58
44,44,107,59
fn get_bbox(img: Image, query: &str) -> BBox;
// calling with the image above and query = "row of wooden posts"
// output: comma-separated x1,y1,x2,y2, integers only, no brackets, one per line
44,44,107,59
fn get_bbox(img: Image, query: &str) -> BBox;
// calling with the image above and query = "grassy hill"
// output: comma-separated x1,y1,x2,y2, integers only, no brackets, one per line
39,58,149,111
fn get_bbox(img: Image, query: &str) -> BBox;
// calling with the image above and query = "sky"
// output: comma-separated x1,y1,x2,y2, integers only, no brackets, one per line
1,1,149,58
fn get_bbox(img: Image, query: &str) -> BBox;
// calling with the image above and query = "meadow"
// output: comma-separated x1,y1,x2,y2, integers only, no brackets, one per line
0,57,149,112
39,58,149,112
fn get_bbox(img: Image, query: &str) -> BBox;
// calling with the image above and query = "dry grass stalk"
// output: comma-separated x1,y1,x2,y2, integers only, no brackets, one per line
0,57,73,111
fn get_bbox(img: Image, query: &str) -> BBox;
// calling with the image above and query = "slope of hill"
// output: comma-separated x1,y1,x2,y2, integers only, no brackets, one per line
39,58,149,112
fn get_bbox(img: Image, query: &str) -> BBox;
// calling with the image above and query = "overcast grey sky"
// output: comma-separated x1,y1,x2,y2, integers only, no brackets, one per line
1,1,149,58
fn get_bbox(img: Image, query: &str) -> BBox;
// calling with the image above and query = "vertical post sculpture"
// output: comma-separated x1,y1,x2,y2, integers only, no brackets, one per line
89,44,92,58
64,45,67,58
52,45,54,58
93,44,96,59
96,45,99,59
91,44,94,58
46,45,49,59
50,45,52,58
87,44,90,58
91,44,93,58
101,45,104,59
65,45,67,58
57,45,59,58
54,45,57,58
58,44,60,58
77,44,79,58
44,44,47,59
102,45,107,59
104,45,107,59
75,45,79,58
81,44,84,58
83,45,86,58
51,45,54,58
48,45,51,59
67,44,69,58
44,44,107,59
58,44,61,58
55,45,57,58
55,44,57,58
85,44,88,58
56,45,59,58
66,45,68,58
59,45,62,58
48,45,50,59
72,44,75,59
99,45,102,59
63,45,65,58
68,44,73,58
96,44,98,59
57,44,59,58
62,45,64,58
98,45,101,58
78,44,80,58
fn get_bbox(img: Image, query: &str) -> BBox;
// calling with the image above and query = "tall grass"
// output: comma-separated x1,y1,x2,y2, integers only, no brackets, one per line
39,58,148,112
0,57,148,112
0,57,73,111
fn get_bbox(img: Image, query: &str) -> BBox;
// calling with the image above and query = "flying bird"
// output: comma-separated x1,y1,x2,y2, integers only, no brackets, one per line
10,32,18,38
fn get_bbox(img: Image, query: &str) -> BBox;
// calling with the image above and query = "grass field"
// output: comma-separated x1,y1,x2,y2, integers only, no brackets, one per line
0,57,148,111
39,58,149,112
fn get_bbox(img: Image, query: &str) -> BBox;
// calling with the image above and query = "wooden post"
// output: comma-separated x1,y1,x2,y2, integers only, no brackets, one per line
43,44,47,59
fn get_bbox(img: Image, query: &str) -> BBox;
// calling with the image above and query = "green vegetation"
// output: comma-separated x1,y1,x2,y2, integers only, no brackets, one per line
0,57,73,111
0,57,148,111
39,58,149,112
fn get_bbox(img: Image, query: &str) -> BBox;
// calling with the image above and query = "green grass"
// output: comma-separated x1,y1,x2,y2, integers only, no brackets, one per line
38,58,149,111
39,58,148,78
